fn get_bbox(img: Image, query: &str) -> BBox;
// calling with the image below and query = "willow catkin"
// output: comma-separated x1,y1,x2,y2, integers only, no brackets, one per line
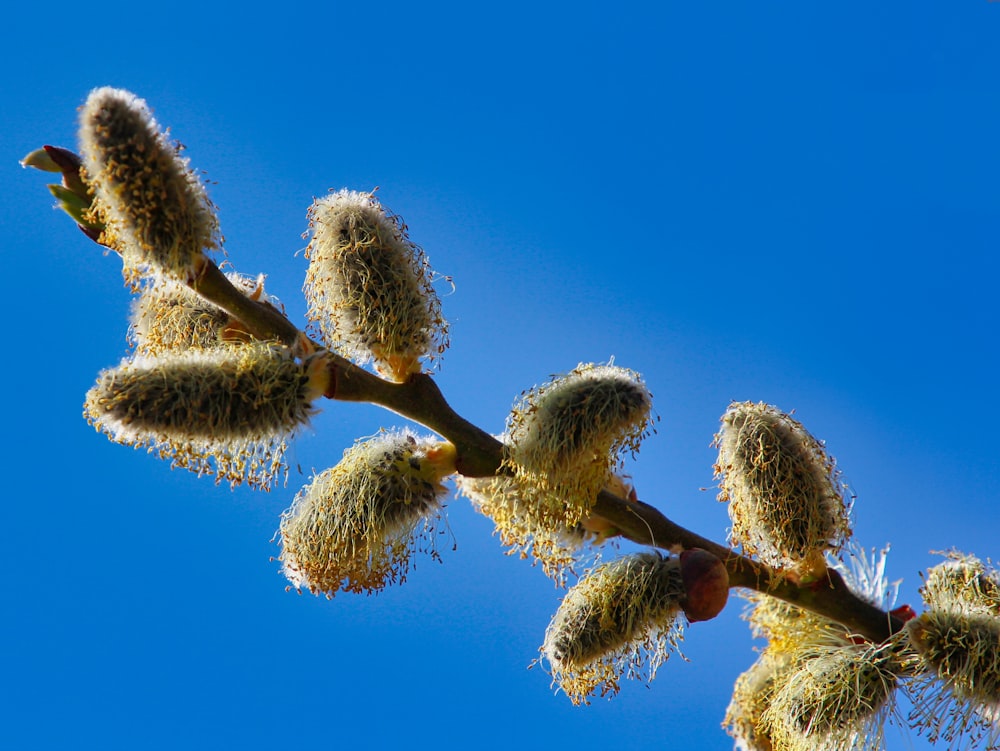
715,401,849,575
920,552,1000,616
279,431,456,597
79,87,220,285
541,552,684,704
504,363,653,530
84,343,326,488
905,590,1000,750
725,649,791,751
130,273,276,355
303,190,447,381
763,643,901,751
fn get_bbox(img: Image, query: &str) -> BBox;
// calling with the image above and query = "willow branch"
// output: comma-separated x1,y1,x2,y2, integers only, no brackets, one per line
103,236,908,646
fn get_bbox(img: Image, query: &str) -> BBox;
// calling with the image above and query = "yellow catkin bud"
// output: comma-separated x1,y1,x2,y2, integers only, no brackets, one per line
921,552,1000,617
303,190,448,381
78,87,220,285
278,431,456,597
725,649,792,751
130,273,277,356
763,643,901,751
84,343,324,488
714,402,850,577
504,363,653,530
541,552,684,704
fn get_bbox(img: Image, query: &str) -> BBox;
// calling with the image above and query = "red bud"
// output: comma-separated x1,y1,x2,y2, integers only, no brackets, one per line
679,548,729,622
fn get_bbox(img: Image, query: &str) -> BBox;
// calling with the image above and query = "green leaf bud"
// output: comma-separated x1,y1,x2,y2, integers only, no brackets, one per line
278,431,456,597
48,183,100,230
78,87,220,285
714,402,850,577
84,343,325,488
303,190,448,381
541,552,684,704
21,147,62,172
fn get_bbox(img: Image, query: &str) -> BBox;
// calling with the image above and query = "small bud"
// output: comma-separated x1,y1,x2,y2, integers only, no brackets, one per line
79,87,220,284
303,190,448,381
42,145,90,197
47,183,100,229
84,343,323,488
679,548,729,622
763,644,901,751
541,553,684,704
130,273,278,356
278,431,455,597
505,363,653,529
714,401,850,576
21,147,62,172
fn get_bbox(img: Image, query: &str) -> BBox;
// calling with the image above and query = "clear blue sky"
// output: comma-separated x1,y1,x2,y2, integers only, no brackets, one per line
3,3,998,749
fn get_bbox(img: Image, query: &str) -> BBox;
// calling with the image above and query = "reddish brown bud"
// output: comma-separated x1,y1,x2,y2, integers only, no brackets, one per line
679,548,729,622
890,604,917,623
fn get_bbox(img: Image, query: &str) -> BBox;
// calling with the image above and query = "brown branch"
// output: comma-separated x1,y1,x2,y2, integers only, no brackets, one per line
74,205,906,647
185,267,909,644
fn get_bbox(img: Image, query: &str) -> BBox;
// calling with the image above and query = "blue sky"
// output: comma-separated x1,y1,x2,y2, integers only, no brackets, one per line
3,2,999,749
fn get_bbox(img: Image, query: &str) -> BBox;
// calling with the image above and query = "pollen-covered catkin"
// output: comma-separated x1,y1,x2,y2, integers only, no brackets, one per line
542,552,684,704
79,87,219,284
714,402,849,576
763,644,901,751
725,650,790,751
303,190,448,381
84,343,325,488
505,363,653,529
905,606,1000,749
920,552,1000,616
130,274,275,355
279,431,456,597
908,609,1000,706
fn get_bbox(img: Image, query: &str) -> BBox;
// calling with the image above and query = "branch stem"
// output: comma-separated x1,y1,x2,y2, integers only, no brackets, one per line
132,244,910,645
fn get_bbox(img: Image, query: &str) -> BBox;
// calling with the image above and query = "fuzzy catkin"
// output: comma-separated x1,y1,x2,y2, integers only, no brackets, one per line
84,343,321,488
908,609,1000,705
279,431,454,597
505,363,653,530
303,190,447,381
79,87,220,284
725,650,790,751
715,402,849,574
921,552,1000,616
763,644,900,751
130,274,274,355
542,553,684,704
